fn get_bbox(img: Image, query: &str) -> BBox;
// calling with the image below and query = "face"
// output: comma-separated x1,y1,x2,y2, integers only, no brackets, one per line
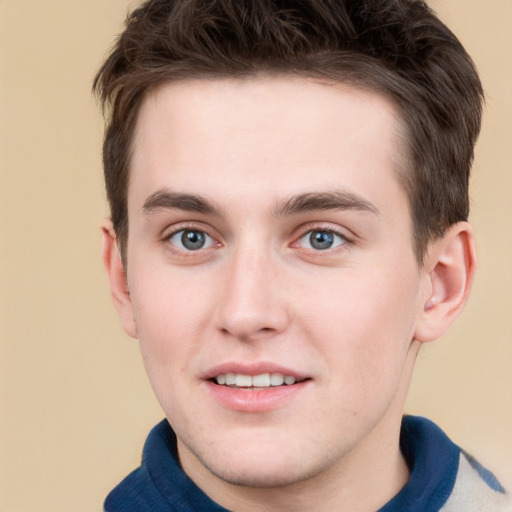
118,77,432,492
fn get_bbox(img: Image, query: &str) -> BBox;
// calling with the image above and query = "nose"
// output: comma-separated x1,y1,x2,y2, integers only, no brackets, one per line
214,245,290,341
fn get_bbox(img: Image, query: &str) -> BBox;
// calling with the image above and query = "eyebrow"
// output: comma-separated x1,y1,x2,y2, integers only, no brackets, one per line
273,191,379,217
142,188,379,218
143,189,222,216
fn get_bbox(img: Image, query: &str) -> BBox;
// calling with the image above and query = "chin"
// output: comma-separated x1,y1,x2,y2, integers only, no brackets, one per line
200,456,328,489
179,428,346,490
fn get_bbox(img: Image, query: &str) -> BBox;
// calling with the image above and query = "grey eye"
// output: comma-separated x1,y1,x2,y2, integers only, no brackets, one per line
311,231,333,250
169,229,213,251
298,230,346,250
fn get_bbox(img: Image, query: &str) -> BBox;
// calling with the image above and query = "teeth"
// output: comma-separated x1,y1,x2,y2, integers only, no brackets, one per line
235,374,252,387
214,372,297,387
270,373,284,386
252,373,271,387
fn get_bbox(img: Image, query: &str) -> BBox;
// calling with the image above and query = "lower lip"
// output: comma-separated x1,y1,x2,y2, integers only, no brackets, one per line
205,380,310,412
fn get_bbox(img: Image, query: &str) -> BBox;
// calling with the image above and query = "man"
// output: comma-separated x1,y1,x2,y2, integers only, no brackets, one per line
94,0,511,510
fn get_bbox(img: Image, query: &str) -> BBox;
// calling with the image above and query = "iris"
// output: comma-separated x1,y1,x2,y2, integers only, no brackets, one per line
181,230,206,250
310,231,335,250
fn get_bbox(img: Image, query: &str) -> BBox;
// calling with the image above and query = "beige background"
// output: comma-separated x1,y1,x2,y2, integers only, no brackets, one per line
0,0,511,510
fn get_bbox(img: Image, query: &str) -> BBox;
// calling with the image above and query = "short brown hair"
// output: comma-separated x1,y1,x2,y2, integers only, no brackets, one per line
93,0,483,263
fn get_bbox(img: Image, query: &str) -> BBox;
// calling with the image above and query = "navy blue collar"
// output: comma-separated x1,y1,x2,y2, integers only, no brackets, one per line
143,420,227,511
379,416,460,511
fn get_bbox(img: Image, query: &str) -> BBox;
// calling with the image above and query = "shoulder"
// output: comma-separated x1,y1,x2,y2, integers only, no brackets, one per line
440,451,512,512
381,416,511,512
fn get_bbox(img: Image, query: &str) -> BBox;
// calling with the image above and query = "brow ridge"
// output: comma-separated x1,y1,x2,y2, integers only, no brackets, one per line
273,191,379,217
143,189,221,215
143,189,378,218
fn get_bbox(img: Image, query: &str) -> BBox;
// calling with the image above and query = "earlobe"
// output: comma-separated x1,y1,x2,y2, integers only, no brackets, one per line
414,222,476,343
101,220,138,339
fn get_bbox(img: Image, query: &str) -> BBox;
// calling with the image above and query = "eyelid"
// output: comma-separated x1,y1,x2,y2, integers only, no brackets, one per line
162,221,217,240
161,222,222,253
296,229,347,250
291,222,354,245
168,229,215,251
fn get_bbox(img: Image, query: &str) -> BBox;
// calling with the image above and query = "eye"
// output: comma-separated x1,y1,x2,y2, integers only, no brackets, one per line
168,229,214,251
298,230,346,250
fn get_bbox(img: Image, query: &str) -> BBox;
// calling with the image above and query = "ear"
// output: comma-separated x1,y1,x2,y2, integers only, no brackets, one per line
101,220,138,339
414,222,476,343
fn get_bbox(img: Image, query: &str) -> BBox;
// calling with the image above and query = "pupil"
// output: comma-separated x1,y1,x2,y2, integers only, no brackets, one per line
182,230,205,250
310,231,333,250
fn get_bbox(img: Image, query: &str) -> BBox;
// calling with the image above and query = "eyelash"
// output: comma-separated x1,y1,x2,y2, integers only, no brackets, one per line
161,224,353,256
295,229,348,251
292,223,353,254
161,223,221,257
167,229,215,251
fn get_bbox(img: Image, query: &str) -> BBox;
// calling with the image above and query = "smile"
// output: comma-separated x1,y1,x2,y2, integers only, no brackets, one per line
205,367,311,411
213,373,299,388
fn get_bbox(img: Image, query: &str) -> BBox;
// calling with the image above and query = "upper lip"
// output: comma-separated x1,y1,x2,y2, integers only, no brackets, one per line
203,362,308,381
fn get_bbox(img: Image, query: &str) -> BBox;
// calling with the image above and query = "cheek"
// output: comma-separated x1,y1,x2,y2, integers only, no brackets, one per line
298,268,420,386
127,269,215,380
130,264,213,334
127,276,207,420
301,264,419,332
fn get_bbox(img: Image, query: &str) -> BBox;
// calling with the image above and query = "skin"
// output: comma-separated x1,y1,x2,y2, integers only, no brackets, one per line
102,76,476,511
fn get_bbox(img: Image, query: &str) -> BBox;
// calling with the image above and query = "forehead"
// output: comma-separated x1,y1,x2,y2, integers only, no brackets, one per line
130,76,409,215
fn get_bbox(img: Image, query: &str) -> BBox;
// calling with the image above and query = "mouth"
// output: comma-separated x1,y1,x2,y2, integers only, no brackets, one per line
211,372,307,389
205,366,311,412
